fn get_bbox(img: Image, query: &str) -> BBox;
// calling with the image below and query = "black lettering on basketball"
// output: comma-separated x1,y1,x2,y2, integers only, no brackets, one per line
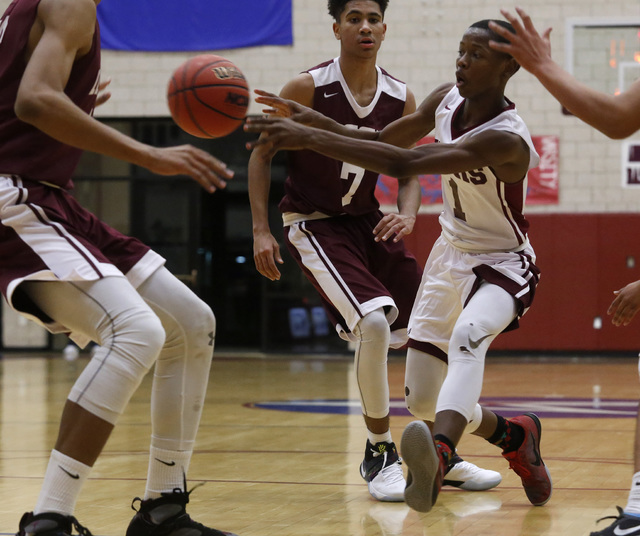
225,92,249,108
211,66,246,81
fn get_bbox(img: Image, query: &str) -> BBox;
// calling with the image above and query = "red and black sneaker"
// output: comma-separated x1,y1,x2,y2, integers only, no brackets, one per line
400,421,447,513
501,413,552,506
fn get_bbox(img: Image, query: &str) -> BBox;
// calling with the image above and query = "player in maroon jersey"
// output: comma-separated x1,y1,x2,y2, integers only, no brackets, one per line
488,8,640,536
0,1,237,536
248,0,501,503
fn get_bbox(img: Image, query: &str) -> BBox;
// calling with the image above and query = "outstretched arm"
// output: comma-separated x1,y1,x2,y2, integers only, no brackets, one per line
14,0,232,192
245,116,528,181
489,7,640,139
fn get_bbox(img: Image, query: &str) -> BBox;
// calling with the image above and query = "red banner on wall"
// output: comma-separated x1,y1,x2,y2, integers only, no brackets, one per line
375,135,559,207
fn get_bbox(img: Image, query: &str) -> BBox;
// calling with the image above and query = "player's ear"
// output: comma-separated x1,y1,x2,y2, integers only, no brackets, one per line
381,22,387,40
505,57,520,77
333,22,341,40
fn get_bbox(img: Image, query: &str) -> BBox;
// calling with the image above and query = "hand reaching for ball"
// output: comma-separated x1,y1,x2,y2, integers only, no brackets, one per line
144,144,234,193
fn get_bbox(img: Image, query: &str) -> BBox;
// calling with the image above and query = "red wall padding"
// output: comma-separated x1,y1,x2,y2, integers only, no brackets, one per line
403,213,640,352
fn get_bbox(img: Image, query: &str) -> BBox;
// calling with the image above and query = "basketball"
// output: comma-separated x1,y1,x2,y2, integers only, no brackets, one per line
167,54,250,138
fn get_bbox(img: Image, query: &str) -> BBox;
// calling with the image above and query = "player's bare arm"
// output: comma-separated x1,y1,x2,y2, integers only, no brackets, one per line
489,8,640,139
15,0,231,193
377,83,452,148
246,114,528,180
372,87,422,242
248,138,283,281
255,74,380,141
247,75,319,281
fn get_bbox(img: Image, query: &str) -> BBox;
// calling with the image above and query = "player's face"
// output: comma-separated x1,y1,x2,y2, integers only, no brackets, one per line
334,0,386,57
455,28,513,98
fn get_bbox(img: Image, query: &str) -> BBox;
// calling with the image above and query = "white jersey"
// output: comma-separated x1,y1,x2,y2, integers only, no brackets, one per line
435,86,539,253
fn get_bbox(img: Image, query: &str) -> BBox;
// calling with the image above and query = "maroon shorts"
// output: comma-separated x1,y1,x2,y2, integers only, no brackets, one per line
0,175,164,307
284,211,422,347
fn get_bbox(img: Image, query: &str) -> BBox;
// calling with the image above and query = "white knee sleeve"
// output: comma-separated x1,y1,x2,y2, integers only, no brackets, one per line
404,348,446,421
138,267,217,451
436,283,517,420
19,276,169,425
352,308,391,419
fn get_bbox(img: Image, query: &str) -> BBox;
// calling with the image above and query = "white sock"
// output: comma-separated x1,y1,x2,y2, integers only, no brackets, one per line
34,450,91,515
145,447,193,499
368,430,393,445
626,471,640,515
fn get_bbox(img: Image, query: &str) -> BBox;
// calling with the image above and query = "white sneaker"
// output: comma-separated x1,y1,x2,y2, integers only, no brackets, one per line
360,440,406,502
443,457,502,491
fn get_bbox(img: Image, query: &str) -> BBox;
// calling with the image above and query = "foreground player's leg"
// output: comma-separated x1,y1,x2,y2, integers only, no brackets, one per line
16,277,166,536
405,349,502,492
126,267,238,536
402,284,551,511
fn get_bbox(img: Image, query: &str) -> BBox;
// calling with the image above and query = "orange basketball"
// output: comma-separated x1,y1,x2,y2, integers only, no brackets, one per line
167,54,249,138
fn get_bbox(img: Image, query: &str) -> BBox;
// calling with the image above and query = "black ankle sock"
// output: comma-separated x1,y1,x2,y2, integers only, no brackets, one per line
486,415,525,452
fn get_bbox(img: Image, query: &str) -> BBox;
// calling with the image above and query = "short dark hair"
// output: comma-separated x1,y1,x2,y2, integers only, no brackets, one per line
327,0,389,22
470,19,516,46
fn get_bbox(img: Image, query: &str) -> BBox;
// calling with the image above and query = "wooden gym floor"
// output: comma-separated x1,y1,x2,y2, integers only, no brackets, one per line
0,350,636,536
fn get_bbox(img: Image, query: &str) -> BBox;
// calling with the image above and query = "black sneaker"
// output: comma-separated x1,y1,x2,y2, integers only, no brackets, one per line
359,440,405,502
590,506,640,536
16,512,92,536
126,481,238,536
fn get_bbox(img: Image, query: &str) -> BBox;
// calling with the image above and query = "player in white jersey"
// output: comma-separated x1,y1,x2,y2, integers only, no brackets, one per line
246,18,553,512
488,9,640,536
249,0,501,503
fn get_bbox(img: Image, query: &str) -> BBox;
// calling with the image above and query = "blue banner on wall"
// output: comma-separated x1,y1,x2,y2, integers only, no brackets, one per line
97,1,292,52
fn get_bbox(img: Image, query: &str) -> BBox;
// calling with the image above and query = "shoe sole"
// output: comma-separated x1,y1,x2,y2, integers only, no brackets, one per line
367,480,406,502
443,474,502,491
401,421,440,513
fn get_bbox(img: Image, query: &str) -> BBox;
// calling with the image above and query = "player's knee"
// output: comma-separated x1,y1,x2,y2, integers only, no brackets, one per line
100,307,166,374
177,296,216,354
450,319,494,357
354,308,390,344
405,388,437,421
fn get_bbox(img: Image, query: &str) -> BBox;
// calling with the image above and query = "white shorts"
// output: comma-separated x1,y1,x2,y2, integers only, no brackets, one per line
408,234,540,354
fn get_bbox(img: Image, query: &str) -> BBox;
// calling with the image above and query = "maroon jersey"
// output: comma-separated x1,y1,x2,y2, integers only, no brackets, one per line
279,58,407,217
0,0,101,189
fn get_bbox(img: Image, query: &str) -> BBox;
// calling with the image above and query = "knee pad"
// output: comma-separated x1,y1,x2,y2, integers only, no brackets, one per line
405,389,437,421
449,319,495,359
71,307,166,424
404,348,446,421
352,308,390,344
157,295,216,370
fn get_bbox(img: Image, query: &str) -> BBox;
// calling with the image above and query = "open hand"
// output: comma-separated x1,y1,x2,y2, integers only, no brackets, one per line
244,116,311,157
373,213,416,242
254,89,326,126
488,7,553,76
146,145,234,193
